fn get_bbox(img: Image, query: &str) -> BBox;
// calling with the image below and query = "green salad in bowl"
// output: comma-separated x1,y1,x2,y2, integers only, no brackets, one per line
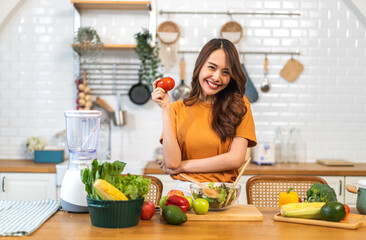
190,182,241,211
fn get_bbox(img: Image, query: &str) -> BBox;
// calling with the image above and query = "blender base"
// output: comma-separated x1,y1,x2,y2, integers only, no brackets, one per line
61,198,89,213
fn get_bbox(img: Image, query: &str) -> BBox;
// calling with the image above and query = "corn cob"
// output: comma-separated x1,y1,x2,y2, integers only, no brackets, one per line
281,202,326,219
93,179,128,200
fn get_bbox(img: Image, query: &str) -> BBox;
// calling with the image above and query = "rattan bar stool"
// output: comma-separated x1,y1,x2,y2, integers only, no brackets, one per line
246,175,327,208
143,175,163,206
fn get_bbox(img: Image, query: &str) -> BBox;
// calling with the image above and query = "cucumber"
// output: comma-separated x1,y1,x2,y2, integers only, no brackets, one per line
162,205,187,225
320,201,346,222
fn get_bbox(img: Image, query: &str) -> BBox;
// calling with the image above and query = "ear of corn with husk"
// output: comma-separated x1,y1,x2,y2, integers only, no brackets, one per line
281,202,326,219
93,179,128,201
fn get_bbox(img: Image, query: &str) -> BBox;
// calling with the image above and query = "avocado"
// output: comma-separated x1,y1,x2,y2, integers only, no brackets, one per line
320,201,346,222
162,205,187,225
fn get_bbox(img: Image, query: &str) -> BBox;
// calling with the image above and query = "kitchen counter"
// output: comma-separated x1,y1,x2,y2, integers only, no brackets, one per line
144,161,366,176
0,159,57,173
2,160,366,176
7,208,365,240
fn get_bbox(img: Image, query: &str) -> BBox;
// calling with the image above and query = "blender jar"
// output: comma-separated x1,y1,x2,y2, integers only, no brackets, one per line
60,110,101,212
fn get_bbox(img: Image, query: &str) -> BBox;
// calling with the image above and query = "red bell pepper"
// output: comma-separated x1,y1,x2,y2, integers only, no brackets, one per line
165,195,190,213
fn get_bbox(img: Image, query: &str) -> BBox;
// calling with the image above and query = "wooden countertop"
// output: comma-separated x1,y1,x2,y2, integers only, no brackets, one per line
9,208,365,240
144,161,366,176
0,160,58,173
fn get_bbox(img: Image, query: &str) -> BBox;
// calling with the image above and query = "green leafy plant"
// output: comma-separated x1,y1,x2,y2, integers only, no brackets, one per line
134,29,163,86
81,159,151,200
72,26,103,57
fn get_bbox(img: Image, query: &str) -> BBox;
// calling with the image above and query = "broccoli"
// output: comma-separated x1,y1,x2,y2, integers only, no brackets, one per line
305,183,337,203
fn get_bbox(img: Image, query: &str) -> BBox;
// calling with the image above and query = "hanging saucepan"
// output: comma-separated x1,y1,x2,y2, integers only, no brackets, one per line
128,72,151,105
346,180,366,215
172,57,191,101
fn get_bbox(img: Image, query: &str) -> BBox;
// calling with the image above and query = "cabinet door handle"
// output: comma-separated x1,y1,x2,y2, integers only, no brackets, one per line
339,180,342,196
2,176,5,192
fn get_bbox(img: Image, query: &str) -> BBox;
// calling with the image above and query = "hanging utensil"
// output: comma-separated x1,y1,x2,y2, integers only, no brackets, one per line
260,56,270,92
172,57,191,101
95,97,114,113
179,173,220,199
242,63,258,103
220,20,243,44
280,55,304,83
128,67,151,105
224,157,252,207
113,93,126,126
157,20,180,71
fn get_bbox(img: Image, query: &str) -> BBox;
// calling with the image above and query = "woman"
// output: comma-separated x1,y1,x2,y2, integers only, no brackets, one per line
151,38,257,195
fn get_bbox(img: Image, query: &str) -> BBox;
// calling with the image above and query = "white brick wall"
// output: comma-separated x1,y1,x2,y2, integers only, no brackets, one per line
0,0,365,166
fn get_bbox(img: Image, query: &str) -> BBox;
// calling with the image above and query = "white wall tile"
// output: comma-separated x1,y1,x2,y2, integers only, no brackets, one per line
0,0,366,164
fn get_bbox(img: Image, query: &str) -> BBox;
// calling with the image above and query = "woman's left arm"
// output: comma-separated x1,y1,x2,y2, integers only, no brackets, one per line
162,137,249,174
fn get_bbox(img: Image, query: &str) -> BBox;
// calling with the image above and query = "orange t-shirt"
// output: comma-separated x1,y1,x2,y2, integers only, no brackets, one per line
160,97,257,183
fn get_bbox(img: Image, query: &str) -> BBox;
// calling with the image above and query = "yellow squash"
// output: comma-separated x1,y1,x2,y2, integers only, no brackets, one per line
93,179,128,200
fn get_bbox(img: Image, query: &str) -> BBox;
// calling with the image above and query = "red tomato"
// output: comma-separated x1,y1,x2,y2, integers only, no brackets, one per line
343,204,350,220
157,77,175,91
167,189,184,197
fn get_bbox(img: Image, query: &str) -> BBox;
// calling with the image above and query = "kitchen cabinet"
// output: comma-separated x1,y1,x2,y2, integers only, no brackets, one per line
345,176,363,207
319,176,345,203
0,173,56,201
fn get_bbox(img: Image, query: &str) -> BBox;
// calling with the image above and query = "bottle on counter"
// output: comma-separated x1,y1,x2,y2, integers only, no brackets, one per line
274,127,282,164
288,128,298,164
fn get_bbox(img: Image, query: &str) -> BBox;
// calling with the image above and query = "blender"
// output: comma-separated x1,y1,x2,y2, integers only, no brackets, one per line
60,110,101,212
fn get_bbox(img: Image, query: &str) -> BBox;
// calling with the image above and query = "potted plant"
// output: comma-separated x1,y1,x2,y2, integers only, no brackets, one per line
25,136,64,163
25,137,44,154
72,26,104,57
134,29,163,88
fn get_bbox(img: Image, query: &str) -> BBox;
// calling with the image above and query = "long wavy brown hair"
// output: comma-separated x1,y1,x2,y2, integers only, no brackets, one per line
183,38,247,142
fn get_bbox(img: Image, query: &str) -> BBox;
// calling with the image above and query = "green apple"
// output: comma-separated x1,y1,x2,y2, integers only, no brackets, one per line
183,196,193,210
193,198,209,215
159,196,169,209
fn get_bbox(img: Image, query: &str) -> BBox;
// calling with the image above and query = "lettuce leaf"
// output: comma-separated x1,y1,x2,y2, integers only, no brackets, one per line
81,159,150,200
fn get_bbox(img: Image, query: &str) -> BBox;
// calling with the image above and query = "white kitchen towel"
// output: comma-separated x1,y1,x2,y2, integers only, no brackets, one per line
0,199,60,236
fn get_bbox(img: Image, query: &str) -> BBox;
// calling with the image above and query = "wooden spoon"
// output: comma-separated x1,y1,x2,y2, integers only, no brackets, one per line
224,157,252,207
96,97,114,113
179,173,219,199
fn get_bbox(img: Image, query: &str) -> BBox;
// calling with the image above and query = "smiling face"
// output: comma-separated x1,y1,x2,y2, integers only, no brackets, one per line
198,49,231,103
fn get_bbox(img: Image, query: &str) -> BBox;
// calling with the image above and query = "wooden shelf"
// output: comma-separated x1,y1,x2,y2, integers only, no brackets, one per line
71,43,136,50
71,1,151,11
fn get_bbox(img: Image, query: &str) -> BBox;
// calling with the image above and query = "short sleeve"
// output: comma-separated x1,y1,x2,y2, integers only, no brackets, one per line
235,97,257,148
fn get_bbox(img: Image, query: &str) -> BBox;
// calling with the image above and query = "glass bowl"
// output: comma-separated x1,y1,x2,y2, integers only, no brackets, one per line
190,182,241,211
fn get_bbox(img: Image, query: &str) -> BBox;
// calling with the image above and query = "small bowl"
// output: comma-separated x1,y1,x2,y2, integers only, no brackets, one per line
87,197,144,228
190,182,241,211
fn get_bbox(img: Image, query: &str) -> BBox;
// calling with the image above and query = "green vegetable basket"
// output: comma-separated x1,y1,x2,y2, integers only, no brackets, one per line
87,197,144,228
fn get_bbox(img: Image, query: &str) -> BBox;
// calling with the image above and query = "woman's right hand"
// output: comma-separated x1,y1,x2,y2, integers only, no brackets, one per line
151,79,171,109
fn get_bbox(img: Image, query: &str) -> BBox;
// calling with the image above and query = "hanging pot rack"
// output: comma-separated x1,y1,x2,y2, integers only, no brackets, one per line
159,10,301,17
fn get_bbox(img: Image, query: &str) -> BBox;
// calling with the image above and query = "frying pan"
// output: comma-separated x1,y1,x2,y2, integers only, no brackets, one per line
128,77,151,105
172,58,191,101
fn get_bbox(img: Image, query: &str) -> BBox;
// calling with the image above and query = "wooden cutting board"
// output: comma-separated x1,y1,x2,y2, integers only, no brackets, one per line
280,58,304,82
274,213,366,230
161,205,263,222
316,159,354,167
